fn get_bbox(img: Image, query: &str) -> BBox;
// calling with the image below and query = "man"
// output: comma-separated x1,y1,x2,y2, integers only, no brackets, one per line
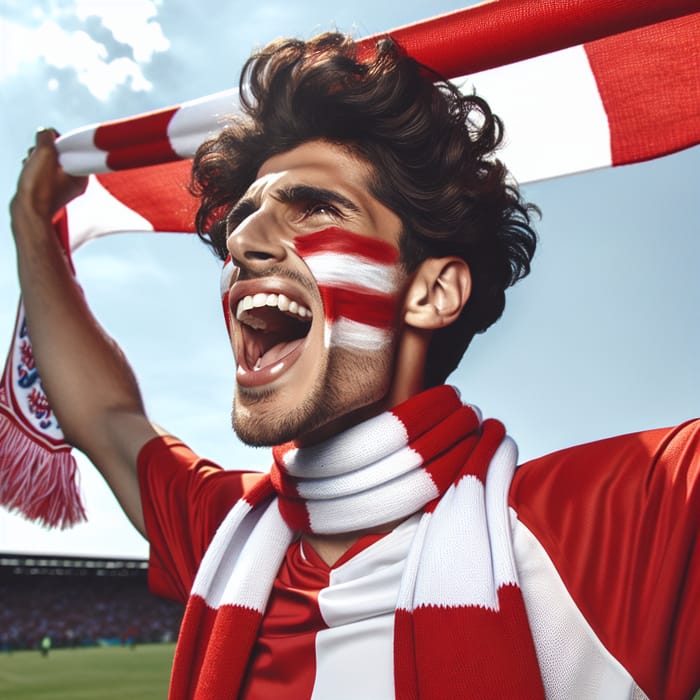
11,33,699,700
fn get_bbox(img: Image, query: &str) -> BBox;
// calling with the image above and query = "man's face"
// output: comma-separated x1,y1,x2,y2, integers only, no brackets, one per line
223,141,406,446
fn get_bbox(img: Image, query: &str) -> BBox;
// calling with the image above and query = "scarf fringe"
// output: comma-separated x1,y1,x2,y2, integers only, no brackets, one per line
0,406,86,528
0,289,85,529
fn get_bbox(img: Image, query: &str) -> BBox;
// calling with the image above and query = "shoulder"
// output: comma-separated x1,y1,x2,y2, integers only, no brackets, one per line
509,418,700,575
510,418,700,517
138,434,268,603
509,419,700,699
138,434,267,552
137,433,267,496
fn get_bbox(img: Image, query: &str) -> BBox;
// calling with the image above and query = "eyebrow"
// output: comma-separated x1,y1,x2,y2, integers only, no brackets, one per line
226,183,362,231
271,184,361,213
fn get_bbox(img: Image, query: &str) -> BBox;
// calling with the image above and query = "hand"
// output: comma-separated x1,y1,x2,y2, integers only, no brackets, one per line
10,128,88,227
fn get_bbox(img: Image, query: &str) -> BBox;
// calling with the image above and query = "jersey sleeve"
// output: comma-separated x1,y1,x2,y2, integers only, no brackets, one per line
511,419,700,700
137,435,265,605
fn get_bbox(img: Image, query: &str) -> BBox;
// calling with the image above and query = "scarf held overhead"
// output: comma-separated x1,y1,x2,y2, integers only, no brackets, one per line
2,0,700,527
169,386,544,699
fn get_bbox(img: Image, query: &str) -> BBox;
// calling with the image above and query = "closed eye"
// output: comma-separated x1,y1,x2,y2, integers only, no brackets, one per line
225,184,360,234
301,201,342,219
275,185,360,221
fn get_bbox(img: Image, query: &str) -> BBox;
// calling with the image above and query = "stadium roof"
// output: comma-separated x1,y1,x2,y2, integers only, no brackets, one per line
0,553,148,577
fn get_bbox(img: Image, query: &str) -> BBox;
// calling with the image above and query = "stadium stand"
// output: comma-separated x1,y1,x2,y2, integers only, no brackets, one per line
0,553,183,652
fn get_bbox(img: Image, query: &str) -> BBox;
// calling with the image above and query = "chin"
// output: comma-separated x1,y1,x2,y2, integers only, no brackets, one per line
232,348,394,447
233,421,293,448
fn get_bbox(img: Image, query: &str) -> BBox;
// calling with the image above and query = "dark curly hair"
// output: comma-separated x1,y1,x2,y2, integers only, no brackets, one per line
191,32,538,387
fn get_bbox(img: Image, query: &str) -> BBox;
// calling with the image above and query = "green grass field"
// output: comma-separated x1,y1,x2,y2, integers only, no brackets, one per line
0,644,174,699
2,644,699,698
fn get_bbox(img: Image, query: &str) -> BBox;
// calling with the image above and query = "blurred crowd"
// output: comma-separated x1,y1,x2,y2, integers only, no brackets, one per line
0,573,183,651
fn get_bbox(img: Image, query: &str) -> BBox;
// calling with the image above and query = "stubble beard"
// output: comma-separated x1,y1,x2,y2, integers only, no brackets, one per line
231,347,393,447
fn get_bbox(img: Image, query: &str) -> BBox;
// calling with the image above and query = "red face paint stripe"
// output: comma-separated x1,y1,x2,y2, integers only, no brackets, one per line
294,227,399,265
318,286,397,328
221,292,231,329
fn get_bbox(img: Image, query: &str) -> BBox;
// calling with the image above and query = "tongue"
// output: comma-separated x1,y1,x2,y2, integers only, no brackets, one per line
255,338,305,370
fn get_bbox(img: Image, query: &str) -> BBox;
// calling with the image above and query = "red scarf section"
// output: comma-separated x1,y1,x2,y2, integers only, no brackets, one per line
170,386,544,699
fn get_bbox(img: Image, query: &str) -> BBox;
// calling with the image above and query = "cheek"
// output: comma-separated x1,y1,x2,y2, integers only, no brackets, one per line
318,286,400,351
294,228,402,351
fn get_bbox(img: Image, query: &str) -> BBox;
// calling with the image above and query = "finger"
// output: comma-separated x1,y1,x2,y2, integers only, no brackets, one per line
34,128,61,151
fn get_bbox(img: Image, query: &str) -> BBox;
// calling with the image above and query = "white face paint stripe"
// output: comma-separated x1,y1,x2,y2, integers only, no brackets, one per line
304,253,399,295
328,319,391,351
220,261,235,296
300,248,400,351
220,258,235,297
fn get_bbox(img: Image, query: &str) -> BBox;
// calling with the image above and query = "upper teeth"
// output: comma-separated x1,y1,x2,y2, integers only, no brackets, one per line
236,293,312,328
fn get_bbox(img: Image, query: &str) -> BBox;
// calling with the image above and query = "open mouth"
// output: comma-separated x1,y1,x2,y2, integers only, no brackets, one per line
235,292,313,373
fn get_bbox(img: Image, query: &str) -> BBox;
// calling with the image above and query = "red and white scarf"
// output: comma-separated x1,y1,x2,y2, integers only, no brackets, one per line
170,386,544,699
3,0,699,528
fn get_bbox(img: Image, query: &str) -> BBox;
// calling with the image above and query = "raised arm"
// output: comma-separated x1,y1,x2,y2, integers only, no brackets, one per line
9,129,158,535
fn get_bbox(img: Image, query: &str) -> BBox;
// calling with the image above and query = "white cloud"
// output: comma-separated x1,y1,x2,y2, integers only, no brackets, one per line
0,18,42,80
0,0,170,101
75,0,170,62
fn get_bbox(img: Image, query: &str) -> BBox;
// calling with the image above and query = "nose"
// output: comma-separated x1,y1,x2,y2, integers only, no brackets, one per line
226,209,288,270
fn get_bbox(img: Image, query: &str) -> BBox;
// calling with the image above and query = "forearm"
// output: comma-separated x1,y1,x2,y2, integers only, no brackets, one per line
12,204,145,450
9,130,155,534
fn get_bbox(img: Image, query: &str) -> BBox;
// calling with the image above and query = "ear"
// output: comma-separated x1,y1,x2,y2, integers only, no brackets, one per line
403,257,471,330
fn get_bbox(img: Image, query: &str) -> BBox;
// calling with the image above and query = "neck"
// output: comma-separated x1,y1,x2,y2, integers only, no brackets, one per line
297,396,393,447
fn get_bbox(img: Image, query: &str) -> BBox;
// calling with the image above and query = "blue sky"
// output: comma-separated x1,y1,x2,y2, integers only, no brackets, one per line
0,0,698,558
